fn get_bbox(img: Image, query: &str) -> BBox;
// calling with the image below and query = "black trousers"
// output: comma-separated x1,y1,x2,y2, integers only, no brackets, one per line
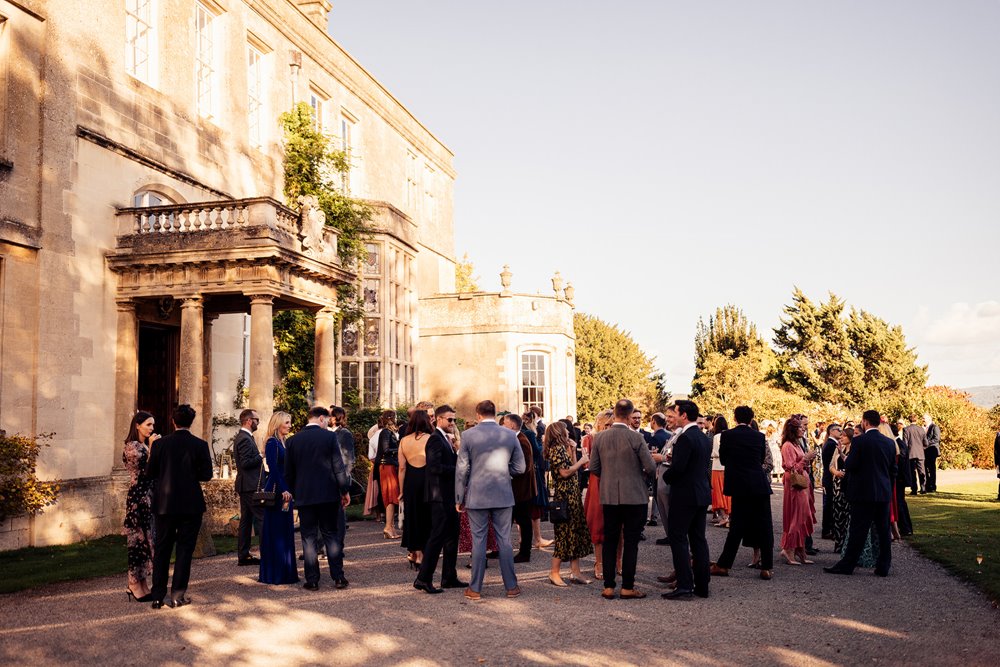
716,495,773,570
237,492,265,559
910,459,926,493
298,502,342,585
151,512,202,603
838,500,892,574
512,500,533,559
602,504,646,590
418,502,459,585
667,503,710,594
925,450,938,492
821,481,833,537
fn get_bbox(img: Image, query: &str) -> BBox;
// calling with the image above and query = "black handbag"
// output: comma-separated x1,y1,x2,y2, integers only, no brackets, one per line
251,466,279,507
548,496,569,524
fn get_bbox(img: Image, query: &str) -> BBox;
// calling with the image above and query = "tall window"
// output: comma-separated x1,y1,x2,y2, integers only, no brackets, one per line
247,44,264,147
423,165,436,224
341,361,359,394
194,3,218,119
363,361,380,406
340,114,355,192
309,89,326,131
125,0,156,85
520,352,548,415
405,150,418,213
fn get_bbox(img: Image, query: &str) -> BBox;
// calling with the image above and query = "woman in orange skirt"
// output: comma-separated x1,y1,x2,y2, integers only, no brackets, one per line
374,410,401,539
710,415,732,527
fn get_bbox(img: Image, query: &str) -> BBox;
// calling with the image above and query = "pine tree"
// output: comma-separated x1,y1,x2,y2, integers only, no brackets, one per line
846,308,928,401
693,305,770,395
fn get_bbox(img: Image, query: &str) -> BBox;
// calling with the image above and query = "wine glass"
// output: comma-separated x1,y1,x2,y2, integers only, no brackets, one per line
976,553,984,574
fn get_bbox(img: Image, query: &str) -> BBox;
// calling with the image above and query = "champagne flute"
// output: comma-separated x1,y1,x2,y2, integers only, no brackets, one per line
976,552,984,574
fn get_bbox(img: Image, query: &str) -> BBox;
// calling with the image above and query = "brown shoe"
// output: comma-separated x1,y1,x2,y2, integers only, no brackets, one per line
601,587,616,600
709,564,729,577
656,571,677,584
619,588,647,600
463,588,482,602
506,586,522,598
760,570,773,581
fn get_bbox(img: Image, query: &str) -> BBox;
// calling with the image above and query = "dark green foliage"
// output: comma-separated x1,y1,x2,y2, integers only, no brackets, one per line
693,305,769,396
273,310,316,430
846,308,929,401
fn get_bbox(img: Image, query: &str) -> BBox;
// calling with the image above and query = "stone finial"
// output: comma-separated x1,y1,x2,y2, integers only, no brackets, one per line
295,1,333,32
500,264,513,296
564,282,575,307
551,271,564,298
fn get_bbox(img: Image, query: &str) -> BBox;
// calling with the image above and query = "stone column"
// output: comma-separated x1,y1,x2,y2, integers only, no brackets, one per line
202,314,218,442
249,295,274,429
179,296,205,438
314,307,337,408
113,299,138,469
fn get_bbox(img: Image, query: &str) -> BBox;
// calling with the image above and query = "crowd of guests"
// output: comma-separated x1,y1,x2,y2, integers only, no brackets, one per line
120,396,939,606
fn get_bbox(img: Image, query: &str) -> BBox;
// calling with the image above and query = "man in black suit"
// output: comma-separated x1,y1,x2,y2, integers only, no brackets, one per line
711,406,774,580
285,406,351,591
820,423,843,540
415,404,466,593
661,400,713,600
233,408,263,566
330,405,355,579
994,430,1000,501
146,404,214,608
825,410,897,577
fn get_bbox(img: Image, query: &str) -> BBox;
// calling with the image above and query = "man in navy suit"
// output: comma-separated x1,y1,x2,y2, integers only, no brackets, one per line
285,406,351,591
146,404,214,608
661,400,713,600
414,404,467,594
825,410,897,577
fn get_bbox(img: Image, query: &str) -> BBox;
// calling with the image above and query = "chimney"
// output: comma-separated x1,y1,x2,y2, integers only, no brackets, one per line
296,1,333,32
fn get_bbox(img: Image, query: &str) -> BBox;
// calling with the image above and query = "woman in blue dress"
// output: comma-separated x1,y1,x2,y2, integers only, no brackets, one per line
259,411,299,585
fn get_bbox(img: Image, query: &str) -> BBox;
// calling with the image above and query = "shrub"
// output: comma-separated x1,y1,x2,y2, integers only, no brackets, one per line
0,432,59,522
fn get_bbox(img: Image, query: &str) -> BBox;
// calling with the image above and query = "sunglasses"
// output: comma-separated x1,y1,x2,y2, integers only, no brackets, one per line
442,417,456,423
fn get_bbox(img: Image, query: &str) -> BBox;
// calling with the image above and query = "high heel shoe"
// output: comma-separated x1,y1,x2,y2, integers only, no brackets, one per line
568,575,591,585
406,554,418,570
548,576,569,587
780,550,801,566
126,589,153,603
383,529,400,540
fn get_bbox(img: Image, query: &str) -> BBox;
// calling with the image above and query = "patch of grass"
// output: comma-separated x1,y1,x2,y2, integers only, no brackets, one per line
0,533,239,595
906,480,1000,603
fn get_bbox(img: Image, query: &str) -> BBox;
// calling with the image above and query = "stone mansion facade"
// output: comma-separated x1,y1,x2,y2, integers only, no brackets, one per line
0,0,575,548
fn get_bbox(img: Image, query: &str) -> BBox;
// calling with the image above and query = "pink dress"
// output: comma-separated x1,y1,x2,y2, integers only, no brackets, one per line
780,441,815,550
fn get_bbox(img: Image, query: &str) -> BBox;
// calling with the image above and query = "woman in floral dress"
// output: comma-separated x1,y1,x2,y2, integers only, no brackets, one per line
122,411,159,602
544,421,592,586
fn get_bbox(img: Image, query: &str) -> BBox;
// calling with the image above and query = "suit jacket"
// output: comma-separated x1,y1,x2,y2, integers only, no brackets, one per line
902,423,927,461
285,424,350,506
844,429,897,503
994,432,1000,467
719,425,772,497
146,429,213,515
589,424,656,505
511,431,537,503
335,427,356,475
663,424,712,507
424,430,457,503
821,437,839,488
455,420,525,509
233,429,263,494
648,428,670,452
925,422,941,453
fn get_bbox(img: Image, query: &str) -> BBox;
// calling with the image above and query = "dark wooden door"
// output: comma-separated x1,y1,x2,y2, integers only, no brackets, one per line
137,324,180,434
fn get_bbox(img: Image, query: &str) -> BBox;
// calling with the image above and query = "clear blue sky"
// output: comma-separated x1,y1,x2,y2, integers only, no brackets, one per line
329,1,1000,393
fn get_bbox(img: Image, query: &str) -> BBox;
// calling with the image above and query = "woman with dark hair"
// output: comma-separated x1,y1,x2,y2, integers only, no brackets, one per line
375,410,401,539
543,421,592,586
829,428,853,553
780,416,816,565
123,410,160,602
710,415,731,527
399,410,434,568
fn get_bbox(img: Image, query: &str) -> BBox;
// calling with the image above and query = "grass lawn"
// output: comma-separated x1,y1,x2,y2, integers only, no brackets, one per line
905,479,1000,604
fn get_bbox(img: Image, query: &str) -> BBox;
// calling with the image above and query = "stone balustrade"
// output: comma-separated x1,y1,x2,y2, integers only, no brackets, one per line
116,197,302,239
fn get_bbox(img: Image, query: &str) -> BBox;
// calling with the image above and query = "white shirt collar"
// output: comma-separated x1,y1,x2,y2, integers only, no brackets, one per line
437,427,450,439
680,422,698,433
240,427,254,436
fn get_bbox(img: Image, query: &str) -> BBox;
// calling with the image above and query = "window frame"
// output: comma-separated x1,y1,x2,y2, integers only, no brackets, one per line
246,42,266,147
194,2,220,120
125,0,157,86
519,350,550,417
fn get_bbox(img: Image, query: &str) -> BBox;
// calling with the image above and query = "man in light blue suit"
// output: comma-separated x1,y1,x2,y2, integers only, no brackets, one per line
456,399,526,600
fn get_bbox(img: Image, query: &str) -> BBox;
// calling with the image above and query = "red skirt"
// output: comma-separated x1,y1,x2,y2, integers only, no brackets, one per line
379,464,400,506
710,470,731,513
585,474,604,544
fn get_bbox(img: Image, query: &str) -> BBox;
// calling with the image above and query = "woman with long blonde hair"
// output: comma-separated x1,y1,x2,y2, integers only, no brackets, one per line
259,411,299,585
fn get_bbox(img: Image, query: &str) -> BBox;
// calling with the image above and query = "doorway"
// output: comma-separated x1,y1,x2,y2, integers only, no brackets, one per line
137,323,180,435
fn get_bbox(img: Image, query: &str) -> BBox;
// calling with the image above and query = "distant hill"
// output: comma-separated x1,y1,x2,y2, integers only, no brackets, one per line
960,385,1000,409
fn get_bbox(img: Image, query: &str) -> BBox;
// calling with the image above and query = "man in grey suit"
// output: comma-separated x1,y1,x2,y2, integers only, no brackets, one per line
456,399,526,601
589,398,657,600
902,414,927,495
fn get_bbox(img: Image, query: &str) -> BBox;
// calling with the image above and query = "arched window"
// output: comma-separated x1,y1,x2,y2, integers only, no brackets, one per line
132,190,173,207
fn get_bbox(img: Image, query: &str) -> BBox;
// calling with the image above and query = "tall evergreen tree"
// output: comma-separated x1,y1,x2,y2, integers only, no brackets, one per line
846,308,928,400
693,305,770,395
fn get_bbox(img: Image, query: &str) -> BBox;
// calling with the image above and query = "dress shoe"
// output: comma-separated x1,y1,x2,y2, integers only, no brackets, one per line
303,581,319,590
601,588,616,600
151,600,168,609
694,589,709,599
513,554,531,563
661,588,694,600
413,579,443,594
619,589,646,599
638,532,647,541
171,596,191,608
709,564,729,577
441,578,468,589
760,570,773,580
506,586,522,598
823,566,852,575
747,561,762,569
657,572,677,584
655,537,671,546
646,519,658,526
237,556,261,566
463,588,482,602
334,577,349,589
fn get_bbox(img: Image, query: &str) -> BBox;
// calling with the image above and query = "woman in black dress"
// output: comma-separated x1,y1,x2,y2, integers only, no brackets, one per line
830,429,853,552
122,411,160,602
398,410,434,568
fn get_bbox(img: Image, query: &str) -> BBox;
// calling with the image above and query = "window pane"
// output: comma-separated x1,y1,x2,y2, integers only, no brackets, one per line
520,352,547,415
364,361,380,406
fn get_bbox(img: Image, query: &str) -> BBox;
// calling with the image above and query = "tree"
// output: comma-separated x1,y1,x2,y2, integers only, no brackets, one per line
0,432,59,522
454,252,479,292
574,313,667,421
693,305,772,395
772,288,864,405
845,308,928,401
